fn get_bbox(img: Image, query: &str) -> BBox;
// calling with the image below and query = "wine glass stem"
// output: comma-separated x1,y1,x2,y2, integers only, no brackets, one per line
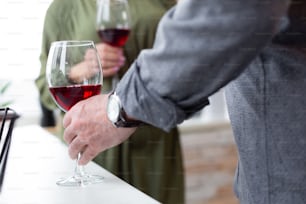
74,153,85,177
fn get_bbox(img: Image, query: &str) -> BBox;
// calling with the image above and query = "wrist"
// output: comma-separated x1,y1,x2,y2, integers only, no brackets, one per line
106,91,142,128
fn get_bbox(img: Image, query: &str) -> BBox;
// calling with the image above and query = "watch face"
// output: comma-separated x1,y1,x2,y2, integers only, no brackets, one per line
107,95,121,123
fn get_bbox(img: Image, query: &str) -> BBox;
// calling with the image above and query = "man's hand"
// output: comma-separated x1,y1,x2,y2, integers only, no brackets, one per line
63,94,136,165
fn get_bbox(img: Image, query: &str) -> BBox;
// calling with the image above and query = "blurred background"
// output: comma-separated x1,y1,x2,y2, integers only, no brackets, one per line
0,0,50,125
0,0,238,203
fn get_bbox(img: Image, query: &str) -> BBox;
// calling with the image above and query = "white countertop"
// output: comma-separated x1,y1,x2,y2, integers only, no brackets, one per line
0,125,160,204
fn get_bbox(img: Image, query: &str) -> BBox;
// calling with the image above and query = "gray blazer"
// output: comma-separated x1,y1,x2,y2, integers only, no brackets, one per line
116,0,300,203
226,44,306,203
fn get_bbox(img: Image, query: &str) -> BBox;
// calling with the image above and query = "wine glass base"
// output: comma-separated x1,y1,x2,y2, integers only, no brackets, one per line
56,174,104,187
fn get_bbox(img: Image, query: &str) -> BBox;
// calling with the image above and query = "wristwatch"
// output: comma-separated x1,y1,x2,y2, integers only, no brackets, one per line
106,91,142,127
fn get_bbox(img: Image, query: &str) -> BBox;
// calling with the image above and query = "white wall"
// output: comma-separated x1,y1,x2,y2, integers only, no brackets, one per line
0,0,52,125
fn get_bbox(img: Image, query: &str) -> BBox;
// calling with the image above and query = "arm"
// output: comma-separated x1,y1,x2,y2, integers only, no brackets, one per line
117,0,290,131
63,0,290,164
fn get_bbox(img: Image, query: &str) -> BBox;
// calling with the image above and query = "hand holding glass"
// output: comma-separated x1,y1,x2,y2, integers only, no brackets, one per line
96,0,131,87
46,40,104,186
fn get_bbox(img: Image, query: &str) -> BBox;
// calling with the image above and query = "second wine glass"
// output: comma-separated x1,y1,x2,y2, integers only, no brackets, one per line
96,0,131,87
46,40,104,187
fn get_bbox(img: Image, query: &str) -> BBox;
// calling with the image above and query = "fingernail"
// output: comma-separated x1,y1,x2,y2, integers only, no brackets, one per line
120,56,126,62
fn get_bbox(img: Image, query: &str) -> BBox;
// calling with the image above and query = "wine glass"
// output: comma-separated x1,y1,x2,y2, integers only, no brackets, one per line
46,40,104,187
96,0,131,88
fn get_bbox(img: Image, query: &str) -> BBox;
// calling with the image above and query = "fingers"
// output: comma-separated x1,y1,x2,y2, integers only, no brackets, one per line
63,123,89,162
103,66,120,77
68,61,100,83
100,52,125,68
84,49,98,60
64,128,100,165
63,111,71,129
95,43,125,77
63,122,76,145
68,137,87,161
78,146,98,165
96,42,123,56
86,45,125,67
84,49,101,72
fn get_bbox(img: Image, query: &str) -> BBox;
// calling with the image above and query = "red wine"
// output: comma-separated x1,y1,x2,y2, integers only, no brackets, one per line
49,84,102,111
97,28,130,47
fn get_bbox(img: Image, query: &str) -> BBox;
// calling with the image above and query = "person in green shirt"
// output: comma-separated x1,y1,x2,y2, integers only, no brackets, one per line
35,0,184,203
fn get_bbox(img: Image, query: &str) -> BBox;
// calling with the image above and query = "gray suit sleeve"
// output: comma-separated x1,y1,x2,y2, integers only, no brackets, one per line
116,0,290,132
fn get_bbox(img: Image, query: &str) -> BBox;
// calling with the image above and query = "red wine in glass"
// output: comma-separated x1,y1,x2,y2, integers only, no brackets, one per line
49,84,102,112
97,28,130,47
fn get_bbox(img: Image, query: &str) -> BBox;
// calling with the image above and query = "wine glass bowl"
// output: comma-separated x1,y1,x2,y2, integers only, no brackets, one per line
46,40,104,186
96,0,131,47
47,41,103,112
